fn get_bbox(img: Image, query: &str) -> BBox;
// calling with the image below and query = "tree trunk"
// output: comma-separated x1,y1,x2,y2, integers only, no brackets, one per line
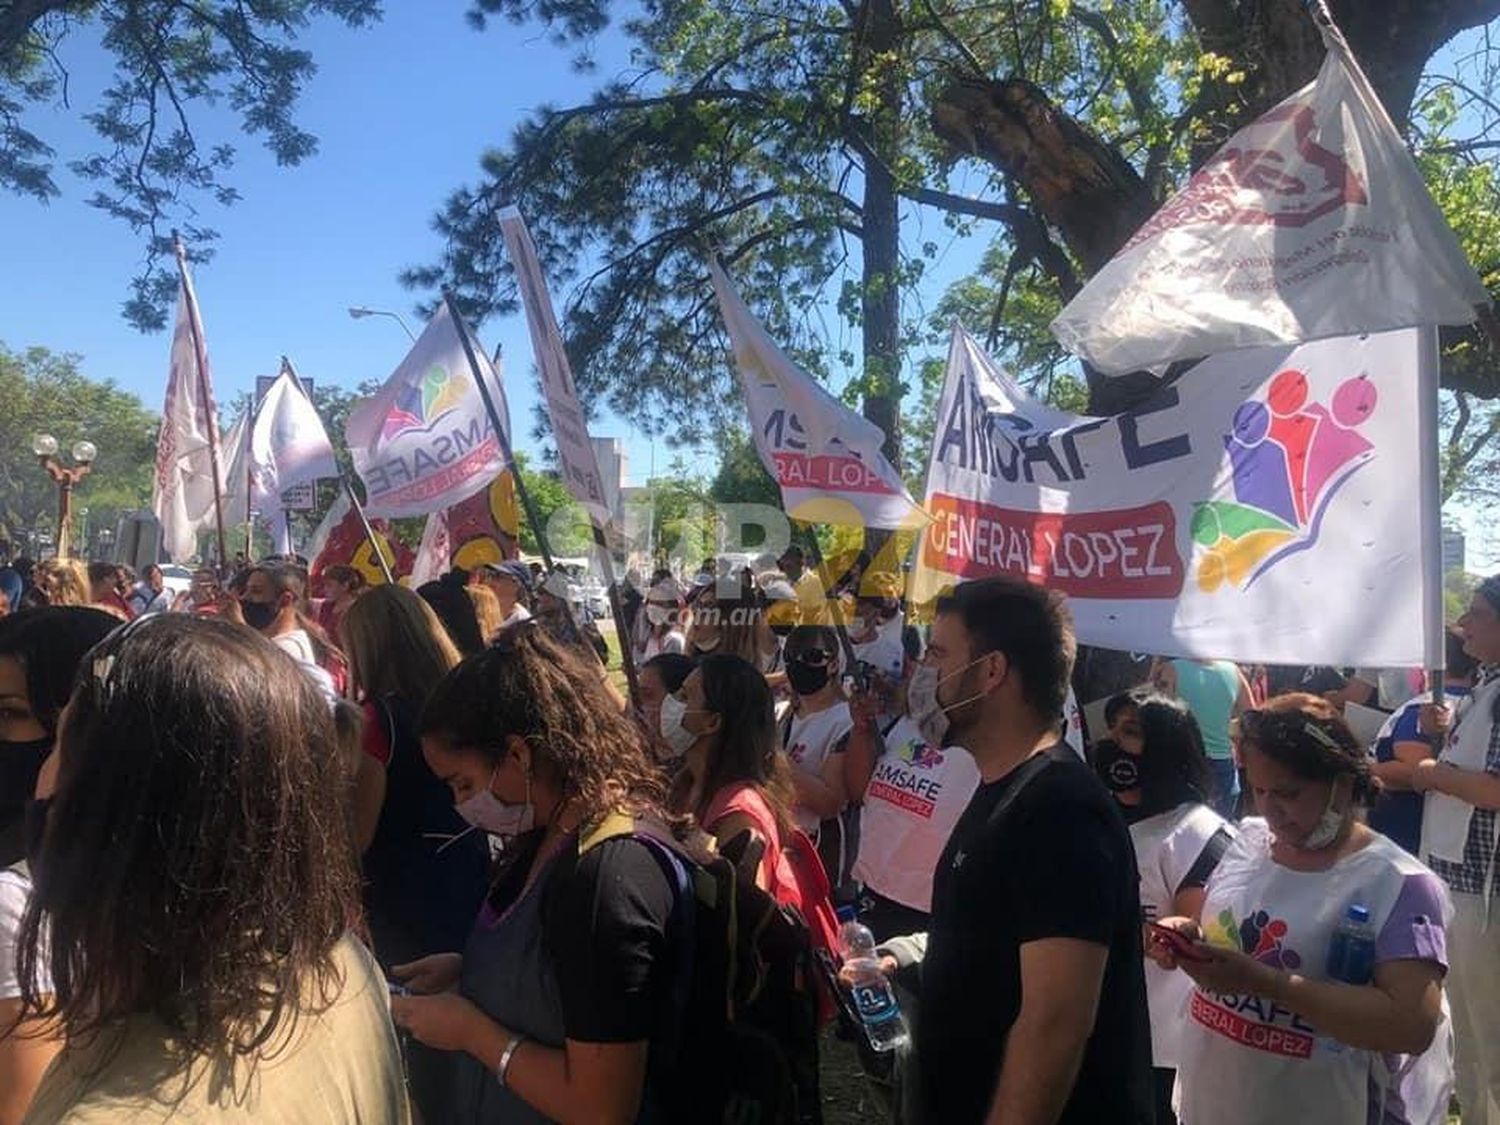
859,0,905,471
931,0,1500,411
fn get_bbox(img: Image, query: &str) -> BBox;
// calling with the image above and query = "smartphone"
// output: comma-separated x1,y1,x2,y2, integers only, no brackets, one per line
1148,922,1213,963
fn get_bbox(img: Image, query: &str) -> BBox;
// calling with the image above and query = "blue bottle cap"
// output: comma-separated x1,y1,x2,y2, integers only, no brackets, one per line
1346,904,1370,924
836,905,857,923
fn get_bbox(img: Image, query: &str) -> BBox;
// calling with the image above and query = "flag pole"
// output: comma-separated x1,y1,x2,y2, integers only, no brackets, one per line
343,477,395,584
171,232,229,568
442,290,557,572
445,290,641,706
1419,327,1447,706
797,523,861,674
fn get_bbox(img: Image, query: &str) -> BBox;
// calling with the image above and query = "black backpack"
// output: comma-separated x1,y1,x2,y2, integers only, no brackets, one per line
579,813,824,1125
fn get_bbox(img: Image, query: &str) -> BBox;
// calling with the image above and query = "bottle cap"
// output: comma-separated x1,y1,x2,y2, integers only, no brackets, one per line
1346,904,1370,923
836,905,857,923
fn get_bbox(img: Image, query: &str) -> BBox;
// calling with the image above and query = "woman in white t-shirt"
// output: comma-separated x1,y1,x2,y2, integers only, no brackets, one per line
1094,689,1234,1125
782,625,855,894
0,607,118,1124
1153,694,1453,1125
634,577,687,663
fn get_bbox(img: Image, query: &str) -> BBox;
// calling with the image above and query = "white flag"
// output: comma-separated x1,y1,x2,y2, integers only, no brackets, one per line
410,510,453,587
346,303,509,518
1051,20,1488,375
708,260,925,530
151,267,226,563
498,208,612,526
915,323,1436,667
219,410,251,529
250,366,338,536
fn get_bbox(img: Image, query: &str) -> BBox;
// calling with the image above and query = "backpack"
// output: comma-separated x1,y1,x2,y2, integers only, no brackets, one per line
580,813,824,1125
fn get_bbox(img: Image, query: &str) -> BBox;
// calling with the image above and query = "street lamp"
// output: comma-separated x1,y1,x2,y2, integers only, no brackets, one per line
347,306,418,342
33,434,96,559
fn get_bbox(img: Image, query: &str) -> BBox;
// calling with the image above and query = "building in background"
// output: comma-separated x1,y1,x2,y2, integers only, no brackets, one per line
1443,525,1467,575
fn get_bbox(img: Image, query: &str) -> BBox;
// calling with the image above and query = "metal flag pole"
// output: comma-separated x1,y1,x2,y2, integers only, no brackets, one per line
171,231,229,567
445,289,641,706
1418,326,1447,707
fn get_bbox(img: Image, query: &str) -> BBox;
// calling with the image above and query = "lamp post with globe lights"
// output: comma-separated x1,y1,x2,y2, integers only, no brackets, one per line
33,435,97,559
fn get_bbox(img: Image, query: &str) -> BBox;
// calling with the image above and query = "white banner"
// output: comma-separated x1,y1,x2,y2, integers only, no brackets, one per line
708,260,925,530
914,324,1437,667
152,263,226,563
346,303,509,518
410,509,452,587
1051,19,1487,376
498,207,611,526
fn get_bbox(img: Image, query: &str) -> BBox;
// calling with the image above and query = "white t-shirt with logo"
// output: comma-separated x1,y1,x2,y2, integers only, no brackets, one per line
1130,803,1233,1069
0,864,48,999
785,702,854,835
852,634,904,682
1176,819,1452,1125
853,715,981,913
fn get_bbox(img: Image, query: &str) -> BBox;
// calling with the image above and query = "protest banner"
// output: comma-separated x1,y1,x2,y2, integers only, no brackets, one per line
913,324,1434,667
346,303,508,518
708,259,925,532
1052,7,1486,378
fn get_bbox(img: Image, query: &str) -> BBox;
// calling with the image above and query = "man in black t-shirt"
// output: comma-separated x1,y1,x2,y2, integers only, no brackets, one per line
888,576,1153,1124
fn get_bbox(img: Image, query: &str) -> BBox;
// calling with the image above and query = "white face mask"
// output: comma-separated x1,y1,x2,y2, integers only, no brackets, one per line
849,616,869,638
1299,781,1347,850
456,767,534,840
658,694,703,758
907,656,992,746
646,605,673,627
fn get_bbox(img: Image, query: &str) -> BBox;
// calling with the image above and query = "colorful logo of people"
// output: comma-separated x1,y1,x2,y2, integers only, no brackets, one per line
381,364,466,441
1192,368,1377,592
1205,907,1303,971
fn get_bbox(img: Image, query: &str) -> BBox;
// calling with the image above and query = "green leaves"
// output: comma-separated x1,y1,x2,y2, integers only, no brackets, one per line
1,0,381,331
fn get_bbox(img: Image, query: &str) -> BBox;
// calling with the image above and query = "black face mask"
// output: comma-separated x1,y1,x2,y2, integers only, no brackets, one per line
787,659,831,697
0,737,51,867
240,600,278,632
1092,739,1141,795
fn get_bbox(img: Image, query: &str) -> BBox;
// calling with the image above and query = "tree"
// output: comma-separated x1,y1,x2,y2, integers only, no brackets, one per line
0,342,158,552
415,0,1500,474
0,1,380,329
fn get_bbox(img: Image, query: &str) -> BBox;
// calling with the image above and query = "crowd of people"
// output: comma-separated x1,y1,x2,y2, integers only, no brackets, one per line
0,540,1498,1125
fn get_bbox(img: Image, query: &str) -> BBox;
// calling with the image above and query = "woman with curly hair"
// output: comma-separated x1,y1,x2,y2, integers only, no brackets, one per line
15,614,408,1122
1153,694,1451,1125
391,621,686,1123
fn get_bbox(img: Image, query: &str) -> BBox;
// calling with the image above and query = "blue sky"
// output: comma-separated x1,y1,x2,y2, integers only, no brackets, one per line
1,4,1495,570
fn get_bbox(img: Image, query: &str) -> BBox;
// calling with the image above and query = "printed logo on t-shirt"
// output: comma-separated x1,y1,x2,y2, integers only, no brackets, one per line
867,737,948,819
1193,906,1315,1059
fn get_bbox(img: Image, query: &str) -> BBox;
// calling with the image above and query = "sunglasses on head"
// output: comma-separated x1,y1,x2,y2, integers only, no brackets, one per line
1237,708,1342,752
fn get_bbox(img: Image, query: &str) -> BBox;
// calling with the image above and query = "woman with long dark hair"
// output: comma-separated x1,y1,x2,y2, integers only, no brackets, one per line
0,607,116,1124
1093,690,1234,1125
16,615,407,1121
663,653,799,891
390,622,685,1123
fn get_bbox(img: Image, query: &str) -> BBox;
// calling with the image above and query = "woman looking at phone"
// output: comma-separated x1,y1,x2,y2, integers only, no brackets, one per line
1152,694,1451,1125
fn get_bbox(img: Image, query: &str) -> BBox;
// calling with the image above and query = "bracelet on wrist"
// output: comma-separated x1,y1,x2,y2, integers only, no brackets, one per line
496,1033,528,1089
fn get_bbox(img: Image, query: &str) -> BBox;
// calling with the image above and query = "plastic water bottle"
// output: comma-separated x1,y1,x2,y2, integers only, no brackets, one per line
838,906,910,1052
1325,904,1376,985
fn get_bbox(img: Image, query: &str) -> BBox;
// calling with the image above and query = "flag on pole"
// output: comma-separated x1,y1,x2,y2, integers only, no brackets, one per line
497,207,611,526
152,265,226,562
307,492,412,591
346,304,509,518
1050,14,1489,376
707,259,925,530
250,364,339,553
914,323,1435,666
